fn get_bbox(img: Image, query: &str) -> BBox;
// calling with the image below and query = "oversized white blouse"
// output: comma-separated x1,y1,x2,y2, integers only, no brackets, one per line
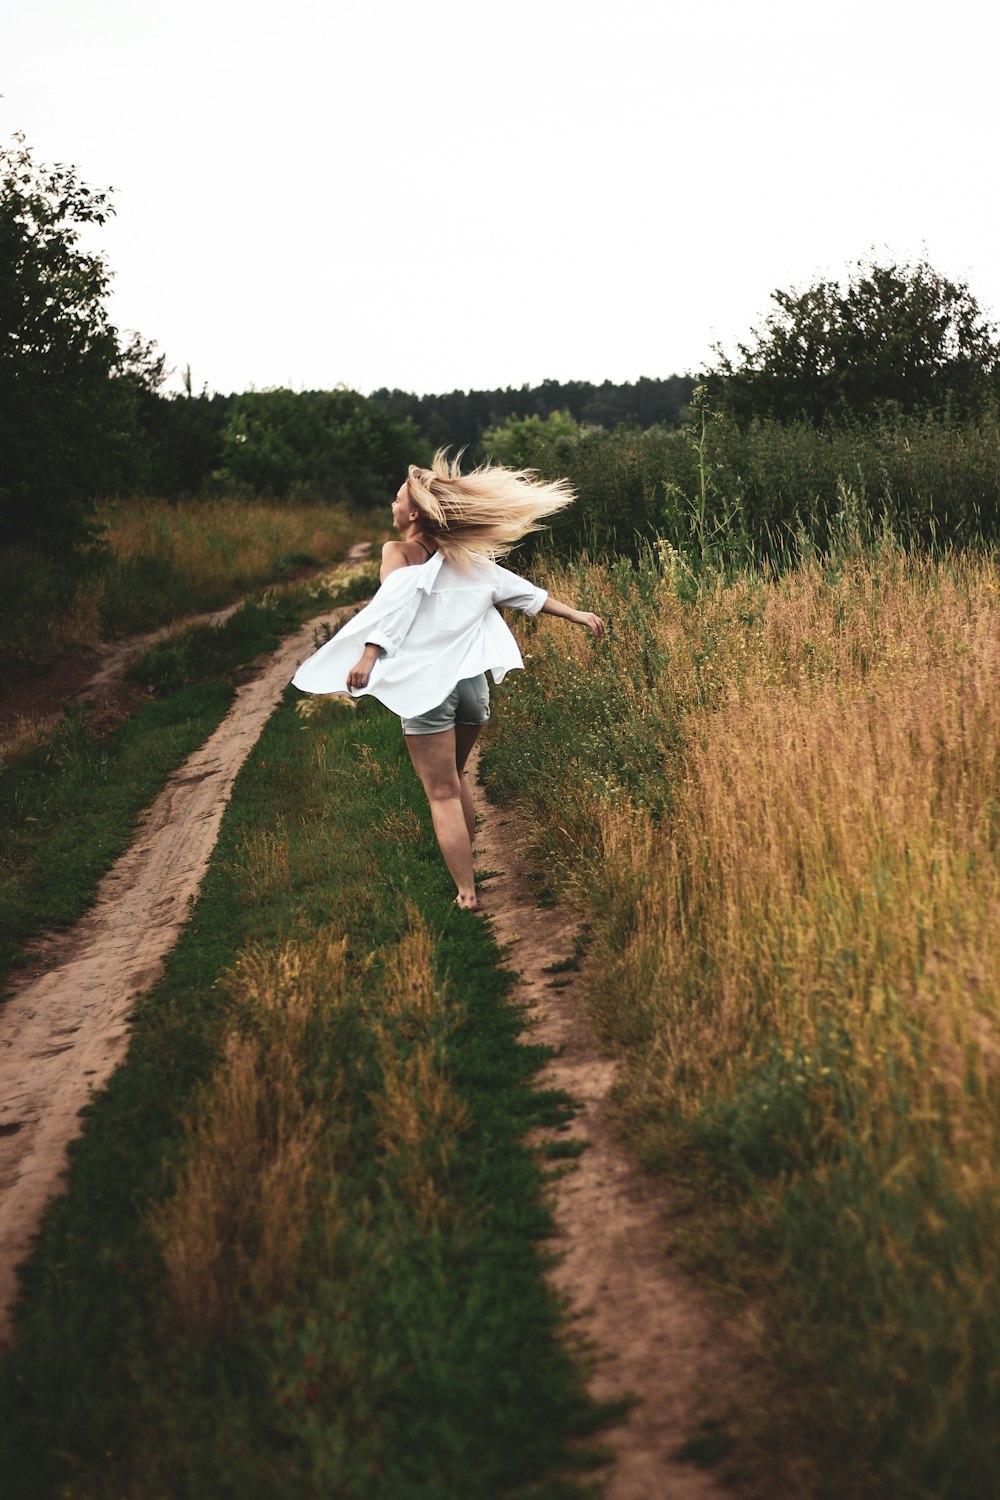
291,551,548,716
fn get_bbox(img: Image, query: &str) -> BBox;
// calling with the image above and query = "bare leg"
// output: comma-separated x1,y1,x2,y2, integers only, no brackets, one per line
405,729,479,907
454,722,482,845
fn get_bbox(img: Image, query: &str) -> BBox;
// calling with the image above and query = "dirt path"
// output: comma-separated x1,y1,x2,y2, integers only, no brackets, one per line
0,553,370,1345
2,586,754,1494
472,762,754,1499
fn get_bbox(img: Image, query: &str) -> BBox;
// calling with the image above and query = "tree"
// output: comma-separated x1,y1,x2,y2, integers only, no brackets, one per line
481,409,583,468
0,133,140,549
707,258,1000,425
215,387,430,504
369,375,695,455
134,382,231,498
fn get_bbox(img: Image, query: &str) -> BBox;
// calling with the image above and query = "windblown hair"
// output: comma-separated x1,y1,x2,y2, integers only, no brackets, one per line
406,449,574,569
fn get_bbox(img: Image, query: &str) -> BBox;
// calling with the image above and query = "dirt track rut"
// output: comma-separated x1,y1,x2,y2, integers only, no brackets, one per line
0,594,362,1345
472,768,753,1499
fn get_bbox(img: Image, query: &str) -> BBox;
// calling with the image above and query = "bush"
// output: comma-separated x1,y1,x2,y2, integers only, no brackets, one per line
517,403,1000,563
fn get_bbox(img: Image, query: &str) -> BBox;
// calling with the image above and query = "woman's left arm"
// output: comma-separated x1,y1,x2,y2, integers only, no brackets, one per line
539,596,605,639
491,563,604,638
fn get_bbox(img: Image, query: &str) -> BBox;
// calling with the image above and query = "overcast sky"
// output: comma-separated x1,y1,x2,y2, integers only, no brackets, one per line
4,0,999,397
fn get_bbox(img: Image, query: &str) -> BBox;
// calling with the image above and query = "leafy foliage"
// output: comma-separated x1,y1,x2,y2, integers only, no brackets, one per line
515,403,1000,563
372,374,695,454
214,387,430,504
481,408,584,467
131,378,231,498
0,134,155,549
707,257,1000,425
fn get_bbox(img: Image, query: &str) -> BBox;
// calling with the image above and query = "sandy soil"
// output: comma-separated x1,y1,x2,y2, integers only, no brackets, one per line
472,761,756,1499
0,547,371,1345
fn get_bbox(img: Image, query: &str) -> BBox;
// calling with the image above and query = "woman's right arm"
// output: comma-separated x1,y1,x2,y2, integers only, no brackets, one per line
344,568,424,688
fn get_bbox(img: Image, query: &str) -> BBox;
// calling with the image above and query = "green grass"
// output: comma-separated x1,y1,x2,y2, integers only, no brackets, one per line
0,570,377,989
0,687,233,986
0,691,610,1499
126,566,377,694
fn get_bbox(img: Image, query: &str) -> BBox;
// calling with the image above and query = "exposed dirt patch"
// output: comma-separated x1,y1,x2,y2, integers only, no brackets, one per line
471,759,757,1499
0,547,371,1345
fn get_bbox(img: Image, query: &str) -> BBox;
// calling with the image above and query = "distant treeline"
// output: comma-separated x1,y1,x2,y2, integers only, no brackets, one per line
129,386,423,508
117,375,695,507
368,376,695,455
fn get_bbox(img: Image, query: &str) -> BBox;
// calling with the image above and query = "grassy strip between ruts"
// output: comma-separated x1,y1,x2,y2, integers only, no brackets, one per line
0,687,609,1498
0,564,378,989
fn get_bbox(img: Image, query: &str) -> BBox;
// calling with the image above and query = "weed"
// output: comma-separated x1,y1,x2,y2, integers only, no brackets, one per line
675,1417,736,1468
542,956,580,974
540,1139,588,1160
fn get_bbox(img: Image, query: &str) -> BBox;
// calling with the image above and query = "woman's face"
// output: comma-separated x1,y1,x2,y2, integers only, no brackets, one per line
391,481,418,531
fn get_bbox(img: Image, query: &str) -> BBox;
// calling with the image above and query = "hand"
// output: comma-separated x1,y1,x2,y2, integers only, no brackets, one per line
347,651,379,691
576,611,606,640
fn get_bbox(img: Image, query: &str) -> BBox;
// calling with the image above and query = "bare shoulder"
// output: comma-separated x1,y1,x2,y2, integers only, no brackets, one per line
380,539,414,580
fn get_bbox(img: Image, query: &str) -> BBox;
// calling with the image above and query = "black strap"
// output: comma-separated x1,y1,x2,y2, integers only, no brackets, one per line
412,537,436,559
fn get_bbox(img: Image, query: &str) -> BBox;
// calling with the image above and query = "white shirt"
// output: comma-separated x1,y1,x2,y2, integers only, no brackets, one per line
291,551,548,716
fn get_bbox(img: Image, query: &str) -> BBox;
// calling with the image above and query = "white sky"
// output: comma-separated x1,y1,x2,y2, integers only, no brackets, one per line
4,0,999,397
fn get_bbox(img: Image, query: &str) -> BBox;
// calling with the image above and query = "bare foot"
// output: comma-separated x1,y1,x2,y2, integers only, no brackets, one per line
455,892,480,911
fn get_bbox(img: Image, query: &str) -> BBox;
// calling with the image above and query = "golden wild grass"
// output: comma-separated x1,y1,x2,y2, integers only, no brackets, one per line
589,554,997,1105
369,911,468,1231
97,495,378,606
234,824,292,904
151,932,349,1334
0,495,384,663
531,546,1000,1130
495,539,1000,1488
152,905,465,1333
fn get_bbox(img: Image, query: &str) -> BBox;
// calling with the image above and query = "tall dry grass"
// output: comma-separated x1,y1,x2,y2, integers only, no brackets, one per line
0,495,385,663
369,912,468,1231
571,549,1000,1113
152,903,466,1334
151,932,350,1334
485,539,1000,1494
98,496,377,612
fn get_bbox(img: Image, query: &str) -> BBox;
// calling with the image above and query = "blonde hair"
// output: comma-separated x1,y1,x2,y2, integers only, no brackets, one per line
405,449,574,568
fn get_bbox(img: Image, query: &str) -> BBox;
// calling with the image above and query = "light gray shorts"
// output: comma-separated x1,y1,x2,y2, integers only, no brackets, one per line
400,673,491,736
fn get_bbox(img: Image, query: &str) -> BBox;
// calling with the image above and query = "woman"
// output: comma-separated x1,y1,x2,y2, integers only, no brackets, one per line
292,451,604,909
